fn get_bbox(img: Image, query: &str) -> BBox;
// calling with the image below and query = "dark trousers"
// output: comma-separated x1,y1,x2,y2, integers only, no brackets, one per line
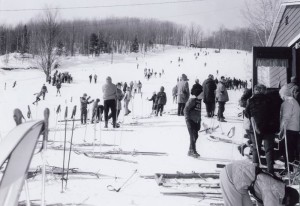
205,102,215,117
217,101,225,119
282,130,300,171
250,132,274,173
108,109,120,121
157,104,164,115
81,108,87,124
178,103,186,115
104,99,116,125
91,105,104,123
186,119,201,152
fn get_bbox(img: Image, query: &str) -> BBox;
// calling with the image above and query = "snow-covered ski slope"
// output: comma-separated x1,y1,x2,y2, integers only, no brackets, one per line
0,46,252,206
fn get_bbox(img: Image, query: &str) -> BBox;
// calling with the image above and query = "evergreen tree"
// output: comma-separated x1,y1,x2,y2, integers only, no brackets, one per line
131,36,139,53
89,33,99,56
21,25,29,54
0,31,7,55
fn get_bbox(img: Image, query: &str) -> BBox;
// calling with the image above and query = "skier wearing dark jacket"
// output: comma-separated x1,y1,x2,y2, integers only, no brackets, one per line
245,84,275,173
184,87,202,158
202,74,217,117
148,92,157,114
80,93,94,124
155,86,167,116
191,79,203,96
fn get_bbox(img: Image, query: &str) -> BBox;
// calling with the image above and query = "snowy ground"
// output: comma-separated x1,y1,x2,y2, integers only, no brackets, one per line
0,46,252,206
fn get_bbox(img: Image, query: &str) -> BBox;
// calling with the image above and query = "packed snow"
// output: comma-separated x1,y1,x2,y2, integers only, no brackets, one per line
0,45,252,206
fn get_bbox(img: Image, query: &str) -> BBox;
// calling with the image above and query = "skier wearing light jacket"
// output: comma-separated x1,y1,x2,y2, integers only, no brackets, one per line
102,76,117,128
216,76,229,122
279,84,300,171
184,87,202,158
220,160,299,206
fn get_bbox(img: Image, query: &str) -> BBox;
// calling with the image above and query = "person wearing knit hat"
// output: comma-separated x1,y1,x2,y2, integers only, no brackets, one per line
279,83,300,171
183,87,203,158
220,160,299,206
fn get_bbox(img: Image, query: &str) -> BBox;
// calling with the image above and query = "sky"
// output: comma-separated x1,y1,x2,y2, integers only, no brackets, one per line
0,0,251,32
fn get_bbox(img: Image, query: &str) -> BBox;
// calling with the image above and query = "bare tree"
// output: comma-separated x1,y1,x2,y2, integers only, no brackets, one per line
243,0,280,46
36,8,60,79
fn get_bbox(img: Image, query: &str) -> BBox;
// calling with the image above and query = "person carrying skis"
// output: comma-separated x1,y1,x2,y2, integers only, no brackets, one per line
56,81,61,96
102,76,117,128
155,86,167,116
80,93,94,124
41,84,48,100
184,86,202,158
220,160,299,206
147,92,157,115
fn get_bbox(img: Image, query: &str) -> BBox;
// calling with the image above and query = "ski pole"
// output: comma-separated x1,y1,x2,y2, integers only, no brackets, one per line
61,106,68,193
65,105,77,189
250,118,262,167
41,108,50,206
107,169,138,192
283,127,291,185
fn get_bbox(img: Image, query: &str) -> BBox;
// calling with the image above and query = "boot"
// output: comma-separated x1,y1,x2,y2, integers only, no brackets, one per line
104,121,108,128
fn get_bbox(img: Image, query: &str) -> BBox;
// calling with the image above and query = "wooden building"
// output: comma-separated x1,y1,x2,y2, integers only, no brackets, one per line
253,0,300,88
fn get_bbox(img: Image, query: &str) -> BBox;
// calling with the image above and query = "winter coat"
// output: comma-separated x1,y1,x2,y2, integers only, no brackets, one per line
123,83,128,93
172,85,178,96
177,80,190,103
41,86,48,93
202,78,216,103
245,94,273,134
80,97,93,110
239,89,252,108
280,97,300,132
102,79,117,100
56,82,61,89
116,88,124,110
191,83,203,96
225,160,285,206
184,98,202,123
149,94,157,104
216,82,229,102
123,90,132,103
156,91,167,105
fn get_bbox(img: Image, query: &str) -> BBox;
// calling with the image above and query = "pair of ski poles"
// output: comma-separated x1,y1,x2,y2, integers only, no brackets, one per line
107,169,138,192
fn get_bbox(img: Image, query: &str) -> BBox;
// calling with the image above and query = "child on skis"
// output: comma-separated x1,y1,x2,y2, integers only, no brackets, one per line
155,86,167,116
147,92,157,115
184,87,202,158
33,91,43,105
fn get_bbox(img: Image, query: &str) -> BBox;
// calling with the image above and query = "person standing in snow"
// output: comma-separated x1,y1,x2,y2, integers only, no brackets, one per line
177,74,190,116
172,85,178,104
108,82,124,124
184,87,202,158
94,74,98,84
123,82,128,93
91,98,100,123
56,81,61,96
12,81,17,88
89,74,92,83
41,84,48,100
220,160,299,206
202,74,217,117
148,92,157,115
216,76,229,122
80,93,94,125
124,87,132,116
102,76,117,128
137,81,142,94
155,86,167,116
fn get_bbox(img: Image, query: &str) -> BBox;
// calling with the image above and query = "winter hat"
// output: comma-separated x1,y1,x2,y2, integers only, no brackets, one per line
195,79,199,83
106,76,112,81
83,93,87,97
181,74,189,81
284,186,299,205
279,85,292,98
117,82,122,86
160,86,165,92
208,74,214,79
96,98,100,102
291,76,297,83
254,84,266,94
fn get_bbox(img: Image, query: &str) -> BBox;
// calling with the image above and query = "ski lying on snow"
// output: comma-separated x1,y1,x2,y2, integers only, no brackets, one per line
102,128,134,132
79,152,138,164
161,191,223,199
193,156,232,162
85,150,168,156
71,142,117,147
207,135,240,145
